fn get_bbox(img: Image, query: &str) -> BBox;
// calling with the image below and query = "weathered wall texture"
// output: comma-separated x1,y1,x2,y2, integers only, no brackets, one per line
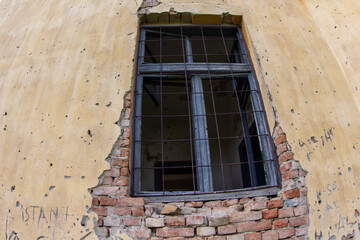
0,0,359,239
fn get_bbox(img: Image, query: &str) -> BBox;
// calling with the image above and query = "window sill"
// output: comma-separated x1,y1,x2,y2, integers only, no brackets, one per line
142,186,280,203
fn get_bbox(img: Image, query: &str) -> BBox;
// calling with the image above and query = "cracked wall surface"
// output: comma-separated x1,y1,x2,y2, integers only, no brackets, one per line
0,0,360,239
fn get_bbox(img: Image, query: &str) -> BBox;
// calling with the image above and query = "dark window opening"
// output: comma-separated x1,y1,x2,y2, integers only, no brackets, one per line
132,25,280,197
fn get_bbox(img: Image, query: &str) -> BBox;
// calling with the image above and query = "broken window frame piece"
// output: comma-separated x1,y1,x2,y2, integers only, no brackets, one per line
132,25,280,199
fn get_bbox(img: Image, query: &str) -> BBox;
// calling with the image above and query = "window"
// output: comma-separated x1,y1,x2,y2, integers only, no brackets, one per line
132,25,280,198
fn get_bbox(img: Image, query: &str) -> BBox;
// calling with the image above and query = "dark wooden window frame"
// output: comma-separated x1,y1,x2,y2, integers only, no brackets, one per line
131,24,281,201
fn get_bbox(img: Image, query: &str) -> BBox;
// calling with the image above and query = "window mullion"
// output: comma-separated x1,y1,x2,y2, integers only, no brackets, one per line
186,37,213,192
191,75,214,192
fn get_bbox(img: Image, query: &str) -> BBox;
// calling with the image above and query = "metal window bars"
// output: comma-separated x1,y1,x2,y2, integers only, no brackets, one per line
132,25,280,198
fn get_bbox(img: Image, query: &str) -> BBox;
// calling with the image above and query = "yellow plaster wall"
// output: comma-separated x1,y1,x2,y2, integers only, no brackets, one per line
0,0,140,238
0,0,359,239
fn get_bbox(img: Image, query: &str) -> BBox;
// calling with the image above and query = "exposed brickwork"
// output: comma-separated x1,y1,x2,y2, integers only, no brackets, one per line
90,92,309,239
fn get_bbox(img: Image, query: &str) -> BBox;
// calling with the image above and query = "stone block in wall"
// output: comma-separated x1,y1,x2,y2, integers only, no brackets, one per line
208,212,229,226
196,226,216,236
156,227,195,237
146,217,165,228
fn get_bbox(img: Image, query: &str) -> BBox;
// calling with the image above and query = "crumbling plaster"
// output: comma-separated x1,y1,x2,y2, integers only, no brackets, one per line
0,0,359,239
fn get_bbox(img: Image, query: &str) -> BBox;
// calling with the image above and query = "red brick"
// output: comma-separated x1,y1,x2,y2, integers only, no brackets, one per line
167,238,185,240
121,149,129,157
296,226,308,236
262,231,279,240
282,189,300,199
227,234,245,240
218,224,236,235
262,209,278,219
188,238,205,240
289,216,309,227
93,186,119,195
268,199,283,209
97,217,103,226
237,221,272,233
123,128,130,138
273,219,288,229
282,170,299,181
278,152,294,164
275,135,287,147
239,197,250,204
299,170,308,177
300,187,308,196
280,162,292,174
294,206,309,216
229,213,246,223
113,158,128,167
95,227,108,237
117,197,145,206
186,216,205,226
124,99,131,108
124,92,132,100
114,207,131,216
103,168,120,177
213,207,228,212
167,216,185,226
123,217,142,226
222,199,238,206
92,207,108,216
207,237,226,240
121,168,129,176
100,197,116,206
245,200,268,210
119,187,128,196
185,202,203,208
117,139,130,147
128,228,151,238
102,177,113,185
276,143,288,156
244,232,261,240
156,227,194,237
292,237,305,240
278,228,295,239
204,201,222,208
93,197,99,206
132,207,145,216
278,208,294,218
113,177,129,186
274,126,284,138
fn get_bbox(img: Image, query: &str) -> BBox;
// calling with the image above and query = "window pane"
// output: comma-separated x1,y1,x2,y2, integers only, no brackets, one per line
140,117,161,141
161,39,183,63
163,116,190,140
162,93,189,115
